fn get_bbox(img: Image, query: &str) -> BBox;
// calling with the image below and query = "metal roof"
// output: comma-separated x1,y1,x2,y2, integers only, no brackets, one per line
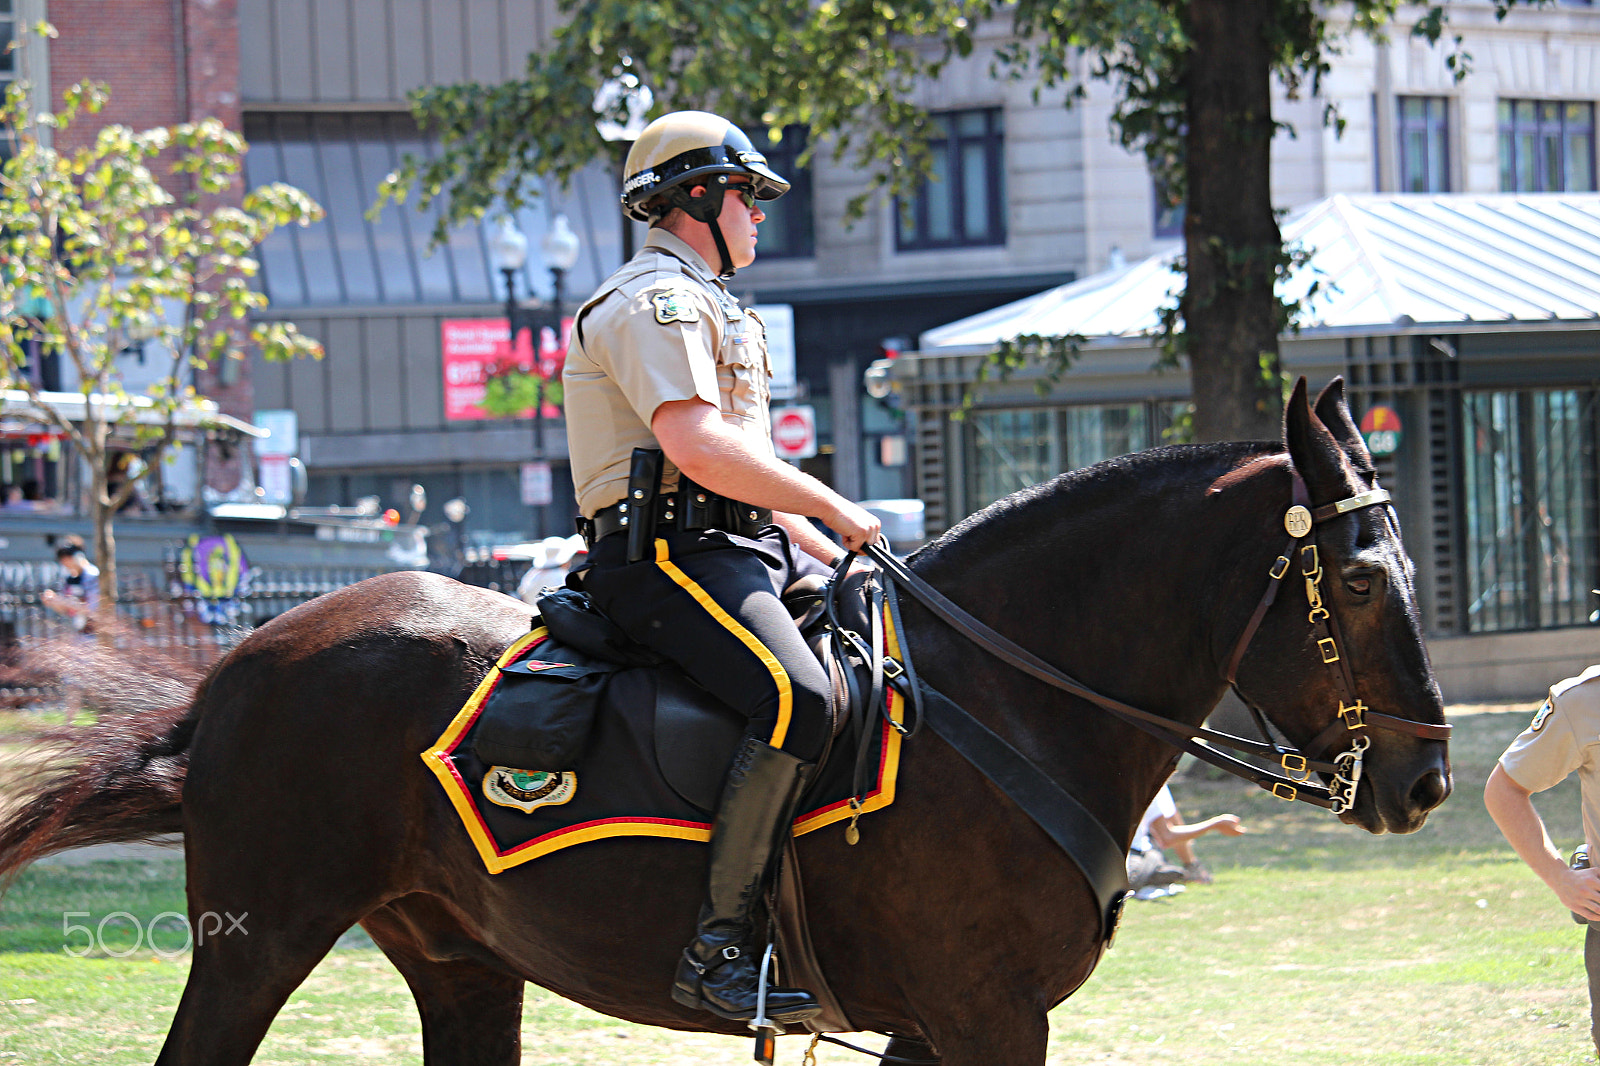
920,193,1600,350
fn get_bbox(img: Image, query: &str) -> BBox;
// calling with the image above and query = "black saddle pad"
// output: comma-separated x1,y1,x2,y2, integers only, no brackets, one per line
421,627,907,874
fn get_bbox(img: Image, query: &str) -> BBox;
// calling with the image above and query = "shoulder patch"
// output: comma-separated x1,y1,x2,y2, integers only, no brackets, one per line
652,290,700,325
1530,699,1554,733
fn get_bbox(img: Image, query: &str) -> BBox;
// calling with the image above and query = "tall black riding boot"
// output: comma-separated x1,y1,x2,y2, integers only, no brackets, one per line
670,735,821,1025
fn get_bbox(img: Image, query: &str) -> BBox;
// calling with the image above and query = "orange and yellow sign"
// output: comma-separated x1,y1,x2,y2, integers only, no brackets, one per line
1359,405,1403,457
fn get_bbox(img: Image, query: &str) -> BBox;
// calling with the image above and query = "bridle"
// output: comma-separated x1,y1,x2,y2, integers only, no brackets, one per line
859,463,1452,818
1214,469,1452,812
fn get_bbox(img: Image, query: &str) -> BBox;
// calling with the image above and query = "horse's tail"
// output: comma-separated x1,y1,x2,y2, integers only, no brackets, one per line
0,639,212,885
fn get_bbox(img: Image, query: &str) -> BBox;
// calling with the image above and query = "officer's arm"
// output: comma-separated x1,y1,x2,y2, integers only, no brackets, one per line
652,398,880,552
1485,763,1600,920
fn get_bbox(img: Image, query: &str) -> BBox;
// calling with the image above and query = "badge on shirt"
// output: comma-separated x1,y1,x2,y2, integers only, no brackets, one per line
652,290,700,325
1530,698,1554,733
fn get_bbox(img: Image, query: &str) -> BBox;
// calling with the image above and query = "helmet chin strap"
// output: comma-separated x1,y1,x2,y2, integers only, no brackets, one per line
661,183,737,278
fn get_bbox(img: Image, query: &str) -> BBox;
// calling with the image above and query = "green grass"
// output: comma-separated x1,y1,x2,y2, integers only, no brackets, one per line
0,704,1593,1064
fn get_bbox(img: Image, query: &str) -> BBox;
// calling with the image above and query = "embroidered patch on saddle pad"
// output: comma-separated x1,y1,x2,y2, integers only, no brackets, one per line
421,627,906,874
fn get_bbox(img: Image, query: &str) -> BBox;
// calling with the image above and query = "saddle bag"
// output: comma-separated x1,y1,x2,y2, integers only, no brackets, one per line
472,644,623,770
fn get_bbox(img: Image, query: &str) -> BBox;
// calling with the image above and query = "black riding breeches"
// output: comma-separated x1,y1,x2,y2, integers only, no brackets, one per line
580,526,833,764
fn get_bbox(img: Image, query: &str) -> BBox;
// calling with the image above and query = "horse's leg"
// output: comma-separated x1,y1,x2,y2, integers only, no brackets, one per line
154,913,347,1066
914,999,1049,1066
360,902,525,1066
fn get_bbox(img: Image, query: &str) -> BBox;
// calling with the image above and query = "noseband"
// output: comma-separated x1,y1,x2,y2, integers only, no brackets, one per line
860,462,1451,818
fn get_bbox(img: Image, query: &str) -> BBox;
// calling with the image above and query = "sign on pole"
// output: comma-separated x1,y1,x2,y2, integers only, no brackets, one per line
771,404,817,460
521,461,553,506
753,304,796,400
1359,405,1403,457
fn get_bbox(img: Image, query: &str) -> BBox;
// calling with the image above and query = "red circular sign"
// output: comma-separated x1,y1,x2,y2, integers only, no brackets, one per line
773,410,812,453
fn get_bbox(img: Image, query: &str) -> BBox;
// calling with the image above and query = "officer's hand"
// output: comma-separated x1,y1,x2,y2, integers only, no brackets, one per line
829,501,882,553
1557,865,1600,922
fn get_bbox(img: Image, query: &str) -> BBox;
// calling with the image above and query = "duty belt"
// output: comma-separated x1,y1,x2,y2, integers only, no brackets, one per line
581,490,773,548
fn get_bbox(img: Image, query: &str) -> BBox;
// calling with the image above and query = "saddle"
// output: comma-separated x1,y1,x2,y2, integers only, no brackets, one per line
471,576,896,813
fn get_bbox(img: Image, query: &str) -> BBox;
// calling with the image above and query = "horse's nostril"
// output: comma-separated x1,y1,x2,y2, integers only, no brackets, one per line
1410,768,1450,812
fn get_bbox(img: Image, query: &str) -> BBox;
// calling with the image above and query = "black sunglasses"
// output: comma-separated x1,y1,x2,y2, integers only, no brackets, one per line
727,184,758,210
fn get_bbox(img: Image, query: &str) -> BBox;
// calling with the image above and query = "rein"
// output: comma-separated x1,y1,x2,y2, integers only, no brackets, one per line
857,470,1450,815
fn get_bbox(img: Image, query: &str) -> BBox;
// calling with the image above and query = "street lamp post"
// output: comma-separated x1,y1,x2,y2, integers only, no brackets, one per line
489,214,581,537
594,63,653,264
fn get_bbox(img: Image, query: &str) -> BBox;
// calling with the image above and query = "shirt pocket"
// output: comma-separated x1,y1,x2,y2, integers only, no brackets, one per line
716,317,767,424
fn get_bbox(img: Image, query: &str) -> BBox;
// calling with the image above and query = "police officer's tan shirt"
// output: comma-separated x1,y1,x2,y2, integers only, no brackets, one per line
1499,663,1600,852
564,229,773,517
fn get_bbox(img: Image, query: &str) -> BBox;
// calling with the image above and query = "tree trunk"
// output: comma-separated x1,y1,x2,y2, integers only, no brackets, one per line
1180,0,1285,443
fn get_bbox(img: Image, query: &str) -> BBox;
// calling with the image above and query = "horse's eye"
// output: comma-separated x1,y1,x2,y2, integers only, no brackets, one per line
1347,576,1372,596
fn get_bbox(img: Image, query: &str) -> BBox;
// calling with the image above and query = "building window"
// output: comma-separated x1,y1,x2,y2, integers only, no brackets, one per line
753,126,813,259
0,2,14,87
1460,389,1599,633
1498,100,1597,192
1397,96,1450,193
963,402,1159,515
896,109,1006,251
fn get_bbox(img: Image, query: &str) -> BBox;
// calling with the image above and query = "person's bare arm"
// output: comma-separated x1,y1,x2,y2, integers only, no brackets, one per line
1485,763,1600,920
652,398,880,553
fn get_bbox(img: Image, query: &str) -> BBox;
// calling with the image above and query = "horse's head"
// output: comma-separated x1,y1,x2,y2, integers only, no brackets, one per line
1233,377,1451,834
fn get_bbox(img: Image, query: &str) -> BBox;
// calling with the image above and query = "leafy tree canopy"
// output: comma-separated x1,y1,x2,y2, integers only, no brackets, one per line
388,0,1522,238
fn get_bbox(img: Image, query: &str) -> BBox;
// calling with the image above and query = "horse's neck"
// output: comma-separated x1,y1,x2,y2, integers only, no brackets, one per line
900,456,1274,835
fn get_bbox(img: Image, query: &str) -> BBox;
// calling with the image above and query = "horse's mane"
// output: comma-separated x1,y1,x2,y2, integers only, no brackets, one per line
911,439,1285,568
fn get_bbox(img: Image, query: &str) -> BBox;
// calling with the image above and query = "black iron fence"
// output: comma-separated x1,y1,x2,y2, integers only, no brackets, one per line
0,562,399,710
0,558,542,713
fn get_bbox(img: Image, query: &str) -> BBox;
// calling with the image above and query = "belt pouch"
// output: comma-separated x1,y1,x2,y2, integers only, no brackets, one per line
678,474,711,531
625,447,663,563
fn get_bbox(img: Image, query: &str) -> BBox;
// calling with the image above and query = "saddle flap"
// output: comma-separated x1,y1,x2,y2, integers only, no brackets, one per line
654,672,746,812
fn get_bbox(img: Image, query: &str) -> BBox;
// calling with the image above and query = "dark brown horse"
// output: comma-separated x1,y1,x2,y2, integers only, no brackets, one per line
0,379,1450,1065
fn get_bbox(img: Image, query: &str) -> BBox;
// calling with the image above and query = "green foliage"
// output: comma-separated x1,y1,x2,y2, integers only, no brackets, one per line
955,330,1085,419
480,366,564,419
388,0,1539,238
0,23,324,599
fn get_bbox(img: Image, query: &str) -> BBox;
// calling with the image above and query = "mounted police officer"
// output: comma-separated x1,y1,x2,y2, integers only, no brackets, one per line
564,110,880,1025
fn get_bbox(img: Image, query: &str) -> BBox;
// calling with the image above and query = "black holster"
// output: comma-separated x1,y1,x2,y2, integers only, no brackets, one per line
626,447,664,563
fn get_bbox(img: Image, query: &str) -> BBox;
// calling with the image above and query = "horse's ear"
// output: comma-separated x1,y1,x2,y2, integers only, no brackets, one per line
1312,376,1376,478
1284,376,1353,499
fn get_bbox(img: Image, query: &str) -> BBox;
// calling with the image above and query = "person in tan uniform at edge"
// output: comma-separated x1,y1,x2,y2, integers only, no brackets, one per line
1486,662,1600,1058
563,110,880,1025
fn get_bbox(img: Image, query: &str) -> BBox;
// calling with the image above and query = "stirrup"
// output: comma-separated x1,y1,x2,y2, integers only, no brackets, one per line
751,943,780,1066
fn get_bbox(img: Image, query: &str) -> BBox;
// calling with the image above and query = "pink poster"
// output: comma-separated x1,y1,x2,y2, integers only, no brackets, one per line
441,317,571,422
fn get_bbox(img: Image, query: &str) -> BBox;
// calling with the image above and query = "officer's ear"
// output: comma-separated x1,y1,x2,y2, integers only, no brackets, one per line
687,184,708,199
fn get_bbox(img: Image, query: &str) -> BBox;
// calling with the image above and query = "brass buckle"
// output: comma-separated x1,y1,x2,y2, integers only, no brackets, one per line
882,657,905,681
1281,753,1311,782
1269,555,1291,580
1300,544,1320,577
1271,782,1298,802
1318,637,1340,664
1339,701,1367,730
